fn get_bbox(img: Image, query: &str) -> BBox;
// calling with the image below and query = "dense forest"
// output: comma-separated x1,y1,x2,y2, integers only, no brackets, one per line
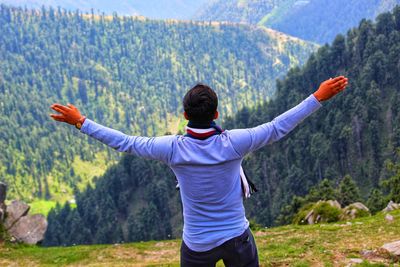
45,7,400,246
195,0,400,44
0,5,315,201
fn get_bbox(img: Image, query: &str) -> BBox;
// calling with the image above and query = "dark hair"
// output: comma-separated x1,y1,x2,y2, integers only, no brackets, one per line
183,83,218,123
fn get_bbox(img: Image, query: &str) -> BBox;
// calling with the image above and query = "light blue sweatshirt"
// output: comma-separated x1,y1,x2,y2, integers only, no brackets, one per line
80,94,321,252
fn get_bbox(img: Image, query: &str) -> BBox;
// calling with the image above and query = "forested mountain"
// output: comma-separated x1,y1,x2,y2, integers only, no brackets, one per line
45,7,400,246
0,0,209,19
0,5,315,202
195,0,400,44
194,0,282,25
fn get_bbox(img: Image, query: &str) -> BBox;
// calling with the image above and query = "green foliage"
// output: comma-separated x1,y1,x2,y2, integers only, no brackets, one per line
0,5,315,202
337,175,361,207
0,220,10,242
28,200,57,217
44,154,179,246
382,153,400,203
293,202,341,225
307,179,336,202
292,202,314,225
366,189,385,214
353,208,370,219
313,202,341,223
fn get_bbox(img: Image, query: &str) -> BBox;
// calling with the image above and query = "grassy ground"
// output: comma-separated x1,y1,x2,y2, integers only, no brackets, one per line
28,200,58,217
0,210,399,266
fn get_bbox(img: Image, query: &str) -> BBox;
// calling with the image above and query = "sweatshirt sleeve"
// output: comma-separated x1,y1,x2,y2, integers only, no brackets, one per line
80,119,174,164
228,94,322,157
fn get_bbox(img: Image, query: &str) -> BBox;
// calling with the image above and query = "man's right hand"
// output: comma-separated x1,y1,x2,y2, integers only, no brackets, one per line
313,76,348,102
50,103,86,128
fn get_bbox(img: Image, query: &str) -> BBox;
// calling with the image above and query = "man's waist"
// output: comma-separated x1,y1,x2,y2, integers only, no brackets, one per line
182,216,249,252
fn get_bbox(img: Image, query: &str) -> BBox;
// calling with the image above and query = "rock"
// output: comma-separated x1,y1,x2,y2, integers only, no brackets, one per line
381,240,400,258
341,202,370,220
326,200,341,209
305,210,314,224
382,201,400,212
385,214,394,222
0,207,5,222
349,258,363,264
0,182,6,204
360,249,376,258
296,200,342,225
8,214,47,245
4,200,30,229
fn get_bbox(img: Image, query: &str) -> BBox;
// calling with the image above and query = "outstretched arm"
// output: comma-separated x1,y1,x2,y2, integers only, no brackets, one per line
229,76,348,156
50,104,174,164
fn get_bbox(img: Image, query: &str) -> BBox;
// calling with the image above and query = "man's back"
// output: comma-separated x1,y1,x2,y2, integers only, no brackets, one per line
171,133,248,252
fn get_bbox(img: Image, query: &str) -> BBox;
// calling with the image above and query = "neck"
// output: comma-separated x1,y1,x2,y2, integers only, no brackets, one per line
187,120,216,129
185,121,223,140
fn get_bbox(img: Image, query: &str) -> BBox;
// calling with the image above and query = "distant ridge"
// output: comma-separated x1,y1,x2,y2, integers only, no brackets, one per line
195,0,400,43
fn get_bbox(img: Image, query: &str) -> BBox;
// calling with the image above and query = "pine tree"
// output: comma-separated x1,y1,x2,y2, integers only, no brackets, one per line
307,179,336,202
383,156,400,203
337,175,361,206
366,189,385,214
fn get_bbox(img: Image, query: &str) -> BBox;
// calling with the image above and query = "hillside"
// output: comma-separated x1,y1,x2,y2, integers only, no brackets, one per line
42,7,400,246
228,6,400,226
194,0,282,24
2,210,399,266
0,5,315,203
0,0,209,19
195,0,400,44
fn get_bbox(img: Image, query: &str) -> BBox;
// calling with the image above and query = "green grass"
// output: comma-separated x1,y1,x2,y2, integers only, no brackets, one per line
72,151,115,192
1,210,399,266
28,200,58,216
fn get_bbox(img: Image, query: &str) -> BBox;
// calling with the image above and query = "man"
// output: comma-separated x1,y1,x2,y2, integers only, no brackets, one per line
50,76,348,266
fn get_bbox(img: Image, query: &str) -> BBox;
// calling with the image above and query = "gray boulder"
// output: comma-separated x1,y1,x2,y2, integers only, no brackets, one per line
8,214,48,245
341,202,370,220
382,201,400,212
381,240,400,258
4,200,30,229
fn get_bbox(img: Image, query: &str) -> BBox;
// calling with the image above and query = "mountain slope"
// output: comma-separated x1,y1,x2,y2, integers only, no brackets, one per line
194,0,283,24
0,5,315,202
43,7,400,245
0,0,209,19
5,210,400,265
195,0,400,44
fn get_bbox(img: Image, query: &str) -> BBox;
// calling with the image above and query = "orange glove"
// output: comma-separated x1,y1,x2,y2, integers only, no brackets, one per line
313,76,348,102
50,103,86,129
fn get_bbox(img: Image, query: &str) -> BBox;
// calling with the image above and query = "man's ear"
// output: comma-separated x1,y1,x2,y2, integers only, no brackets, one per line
214,110,219,120
184,111,189,120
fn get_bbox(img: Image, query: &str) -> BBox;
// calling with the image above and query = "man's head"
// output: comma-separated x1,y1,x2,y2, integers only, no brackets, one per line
183,83,218,124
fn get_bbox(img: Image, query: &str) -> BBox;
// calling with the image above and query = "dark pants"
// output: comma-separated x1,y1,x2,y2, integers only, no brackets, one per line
180,228,259,267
